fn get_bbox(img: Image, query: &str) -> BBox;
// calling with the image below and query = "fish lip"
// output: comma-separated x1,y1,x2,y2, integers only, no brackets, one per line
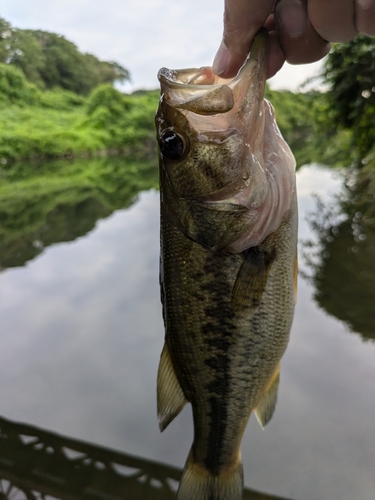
157,29,267,88
157,29,268,115
157,64,231,88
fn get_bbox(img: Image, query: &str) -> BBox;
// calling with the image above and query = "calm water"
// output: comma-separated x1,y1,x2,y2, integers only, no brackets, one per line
0,157,374,499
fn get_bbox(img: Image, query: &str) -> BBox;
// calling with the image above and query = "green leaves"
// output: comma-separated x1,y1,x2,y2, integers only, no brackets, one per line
85,85,159,149
0,63,39,104
0,17,130,96
321,35,375,165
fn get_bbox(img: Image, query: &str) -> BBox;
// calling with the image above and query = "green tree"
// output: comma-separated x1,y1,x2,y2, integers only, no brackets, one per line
321,35,375,164
0,17,130,95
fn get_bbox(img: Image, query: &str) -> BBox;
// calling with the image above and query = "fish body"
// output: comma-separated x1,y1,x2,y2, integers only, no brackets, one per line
155,32,297,500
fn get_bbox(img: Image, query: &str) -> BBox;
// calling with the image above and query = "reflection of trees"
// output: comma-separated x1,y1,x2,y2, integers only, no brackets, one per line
0,155,158,269
303,169,375,341
0,416,292,500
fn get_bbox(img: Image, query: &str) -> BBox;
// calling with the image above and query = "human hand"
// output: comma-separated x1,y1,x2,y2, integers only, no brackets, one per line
213,0,375,79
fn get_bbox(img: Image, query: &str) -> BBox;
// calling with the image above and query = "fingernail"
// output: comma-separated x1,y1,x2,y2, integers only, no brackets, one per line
276,0,307,37
213,40,230,76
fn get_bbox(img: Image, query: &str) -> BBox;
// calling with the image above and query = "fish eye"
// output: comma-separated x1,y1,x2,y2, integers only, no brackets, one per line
159,130,186,160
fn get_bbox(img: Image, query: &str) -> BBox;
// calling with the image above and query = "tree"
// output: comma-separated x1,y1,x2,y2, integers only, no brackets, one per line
321,35,375,164
0,17,130,95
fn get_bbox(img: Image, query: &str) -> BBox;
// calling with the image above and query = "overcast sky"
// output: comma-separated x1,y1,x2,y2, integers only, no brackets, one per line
2,0,324,92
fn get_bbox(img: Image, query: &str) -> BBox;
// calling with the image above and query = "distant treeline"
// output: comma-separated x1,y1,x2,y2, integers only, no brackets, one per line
0,62,158,160
0,16,318,164
0,55,316,164
0,16,374,169
0,17,129,95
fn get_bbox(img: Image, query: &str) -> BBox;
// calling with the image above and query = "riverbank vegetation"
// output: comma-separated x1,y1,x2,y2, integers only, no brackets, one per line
0,62,158,160
0,54,314,164
0,16,374,174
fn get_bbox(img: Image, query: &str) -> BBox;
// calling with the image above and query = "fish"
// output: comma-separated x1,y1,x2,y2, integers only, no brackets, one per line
155,30,298,500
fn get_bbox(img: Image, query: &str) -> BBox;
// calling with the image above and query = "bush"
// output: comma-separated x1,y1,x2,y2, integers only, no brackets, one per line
0,63,38,104
85,85,157,148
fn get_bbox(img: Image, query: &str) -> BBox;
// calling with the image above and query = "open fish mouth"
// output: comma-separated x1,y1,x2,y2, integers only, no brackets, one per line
157,30,267,120
156,30,296,253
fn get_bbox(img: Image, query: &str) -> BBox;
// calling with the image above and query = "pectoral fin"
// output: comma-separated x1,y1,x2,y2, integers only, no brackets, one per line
231,246,274,310
157,343,187,432
254,365,280,428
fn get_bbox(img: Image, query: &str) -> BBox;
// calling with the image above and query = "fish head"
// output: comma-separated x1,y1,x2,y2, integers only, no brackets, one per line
156,31,296,252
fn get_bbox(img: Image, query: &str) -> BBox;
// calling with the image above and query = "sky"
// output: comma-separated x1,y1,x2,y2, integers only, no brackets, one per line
1,0,324,92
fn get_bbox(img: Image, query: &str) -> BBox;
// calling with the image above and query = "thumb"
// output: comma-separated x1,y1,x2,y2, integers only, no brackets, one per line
213,0,275,77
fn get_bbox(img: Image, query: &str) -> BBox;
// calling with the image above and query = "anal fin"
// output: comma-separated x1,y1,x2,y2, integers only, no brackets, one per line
157,342,187,432
254,364,280,428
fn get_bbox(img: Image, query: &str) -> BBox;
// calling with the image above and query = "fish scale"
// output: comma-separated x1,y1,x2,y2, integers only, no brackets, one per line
156,30,298,500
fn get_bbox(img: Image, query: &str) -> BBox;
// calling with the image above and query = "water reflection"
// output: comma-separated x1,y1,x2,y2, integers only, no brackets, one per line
0,415,291,500
303,169,375,341
0,160,374,500
0,155,158,269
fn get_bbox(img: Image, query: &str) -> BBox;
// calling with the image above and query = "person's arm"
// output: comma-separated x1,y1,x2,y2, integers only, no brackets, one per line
213,0,375,78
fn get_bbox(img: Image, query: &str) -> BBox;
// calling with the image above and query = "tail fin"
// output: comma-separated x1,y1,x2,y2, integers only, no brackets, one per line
177,450,243,500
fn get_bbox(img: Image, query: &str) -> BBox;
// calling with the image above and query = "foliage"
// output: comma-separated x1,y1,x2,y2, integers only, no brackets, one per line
0,62,39,104
319,35,375,165
0,77,321,163
0,103,106,159
0,62,86,109
0,80,159,160
0,17,130,95
85,84,159,148
0,15,324,164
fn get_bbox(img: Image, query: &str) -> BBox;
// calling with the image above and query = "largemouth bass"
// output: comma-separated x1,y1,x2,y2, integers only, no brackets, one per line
155,31,298,500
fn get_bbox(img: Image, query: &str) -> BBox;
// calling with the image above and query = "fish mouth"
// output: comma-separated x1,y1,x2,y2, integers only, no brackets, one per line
157,30,269,206
157,31,296,252
157,29,267,121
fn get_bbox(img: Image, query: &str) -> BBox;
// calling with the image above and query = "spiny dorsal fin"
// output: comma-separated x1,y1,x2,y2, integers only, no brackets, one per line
231,246,275,310
254,364,280,428
157,343,187,432
176,85,234,115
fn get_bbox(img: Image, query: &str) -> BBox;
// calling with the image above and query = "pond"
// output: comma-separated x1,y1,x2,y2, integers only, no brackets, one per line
0,156,374,500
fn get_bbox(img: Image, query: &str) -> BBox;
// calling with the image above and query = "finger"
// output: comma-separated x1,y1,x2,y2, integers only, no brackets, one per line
213,0,275,77
355,0,375,35
275,0,331,65
308,0,358,42
267,31,286,78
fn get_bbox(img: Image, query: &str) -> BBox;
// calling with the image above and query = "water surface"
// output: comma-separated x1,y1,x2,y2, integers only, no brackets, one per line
0,157,374,499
